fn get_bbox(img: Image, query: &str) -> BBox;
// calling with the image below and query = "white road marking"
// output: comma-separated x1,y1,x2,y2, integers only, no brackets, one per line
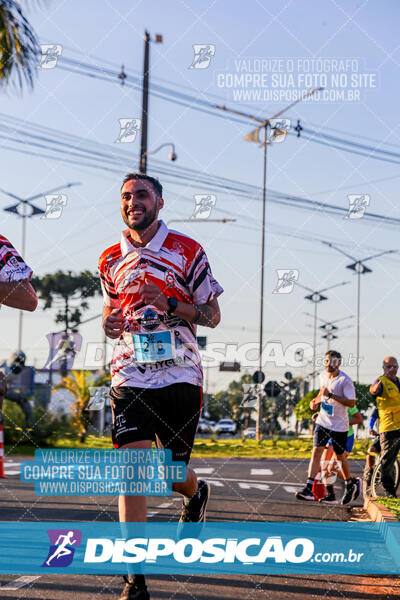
208,479,224,487
194,468,215,474
284,486,303,494
1,576,40,590
200,476,302,486
250,468,273,476
158,502,172,508
238,482,270,491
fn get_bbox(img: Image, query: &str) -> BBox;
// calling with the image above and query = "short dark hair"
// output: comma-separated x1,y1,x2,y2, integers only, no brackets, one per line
121,173,163,198
325,350,342,361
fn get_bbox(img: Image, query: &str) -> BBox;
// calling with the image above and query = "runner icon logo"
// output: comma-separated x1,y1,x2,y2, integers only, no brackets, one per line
42,529,82,567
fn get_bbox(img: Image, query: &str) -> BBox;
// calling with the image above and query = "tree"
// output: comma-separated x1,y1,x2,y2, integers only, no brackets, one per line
354,382,374,413
32,270,101,332
0,0,40,89
294,389,319,432
55,370,109,442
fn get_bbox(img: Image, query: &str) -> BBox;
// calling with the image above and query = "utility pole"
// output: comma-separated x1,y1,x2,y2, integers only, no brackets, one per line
139,31,163,174
322,242,396,382
296,281,350,389
215,87,322,442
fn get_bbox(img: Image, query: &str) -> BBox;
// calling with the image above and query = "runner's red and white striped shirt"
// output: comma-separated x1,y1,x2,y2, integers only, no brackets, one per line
98,220,223,389
0,235,32,283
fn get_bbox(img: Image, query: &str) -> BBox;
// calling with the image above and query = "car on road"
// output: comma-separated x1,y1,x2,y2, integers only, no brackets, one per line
243,427,257,439
197,418,212,433
214,418,237,435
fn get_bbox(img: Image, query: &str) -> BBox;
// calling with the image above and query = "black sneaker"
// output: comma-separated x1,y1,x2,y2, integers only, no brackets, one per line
295,486,314,501
352,477,362,501
319,492,338,504
383,489,397,499
120,576,149,600
340,481,356,505
179,480,210,522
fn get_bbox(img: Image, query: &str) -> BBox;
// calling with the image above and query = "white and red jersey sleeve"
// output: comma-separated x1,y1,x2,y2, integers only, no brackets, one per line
98,243,122,309
184,242,224,305
0,235,32,282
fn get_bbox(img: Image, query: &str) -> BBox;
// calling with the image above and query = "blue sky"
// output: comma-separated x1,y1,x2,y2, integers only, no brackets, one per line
1,0,400,390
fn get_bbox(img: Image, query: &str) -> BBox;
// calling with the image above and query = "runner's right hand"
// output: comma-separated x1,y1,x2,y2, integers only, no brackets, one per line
103,308,125,339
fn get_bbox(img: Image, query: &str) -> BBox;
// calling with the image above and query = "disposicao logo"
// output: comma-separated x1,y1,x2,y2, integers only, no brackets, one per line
42,529,82,567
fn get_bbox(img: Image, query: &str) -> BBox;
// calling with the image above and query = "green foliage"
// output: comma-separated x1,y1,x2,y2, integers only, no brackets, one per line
32,270,101,332
212,373,253,424
2,399,71,447
0,0,40,90
294,389,319,423
55,370,109,442
354,382,374,413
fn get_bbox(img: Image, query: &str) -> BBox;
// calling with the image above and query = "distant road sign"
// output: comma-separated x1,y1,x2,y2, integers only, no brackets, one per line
219,362,241,372
264,380,281,397
253,370,265,384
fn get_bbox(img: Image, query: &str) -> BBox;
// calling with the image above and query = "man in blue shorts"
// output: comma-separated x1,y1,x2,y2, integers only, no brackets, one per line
295,350,358,505
319,404,363,503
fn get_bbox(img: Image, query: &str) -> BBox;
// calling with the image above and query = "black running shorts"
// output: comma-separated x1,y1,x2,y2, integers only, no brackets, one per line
314,424,348,455
109,382,202,464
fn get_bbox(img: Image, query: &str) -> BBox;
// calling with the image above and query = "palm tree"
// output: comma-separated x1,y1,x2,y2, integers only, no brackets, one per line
55,370,110,443
0,0,40,89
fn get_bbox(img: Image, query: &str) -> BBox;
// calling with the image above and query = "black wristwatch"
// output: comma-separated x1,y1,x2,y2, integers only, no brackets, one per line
327,392,333,399
167,297,178,315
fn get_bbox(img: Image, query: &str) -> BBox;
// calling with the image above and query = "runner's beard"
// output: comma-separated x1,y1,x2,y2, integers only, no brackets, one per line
125,204,158,231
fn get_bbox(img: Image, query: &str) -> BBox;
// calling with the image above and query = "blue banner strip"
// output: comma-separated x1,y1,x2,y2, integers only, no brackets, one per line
0,522,399,574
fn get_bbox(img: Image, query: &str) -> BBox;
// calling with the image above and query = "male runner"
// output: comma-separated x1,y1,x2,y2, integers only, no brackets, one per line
318,404,363,503
295,350,358,505
98,173,223,600
369,356,400,497
0,235,37,411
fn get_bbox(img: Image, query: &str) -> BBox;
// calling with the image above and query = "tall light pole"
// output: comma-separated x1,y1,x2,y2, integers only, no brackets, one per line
216,87,322,441
139,31,163,174
143,142,177,163
296,281,350,389
1,182,81,350
322,242,396,382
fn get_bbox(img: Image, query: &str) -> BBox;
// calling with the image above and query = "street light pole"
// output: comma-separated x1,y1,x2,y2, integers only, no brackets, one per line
322,242,396,382
215,87,323,442
296,281,350,389
139,31,163,174
257,124,268,441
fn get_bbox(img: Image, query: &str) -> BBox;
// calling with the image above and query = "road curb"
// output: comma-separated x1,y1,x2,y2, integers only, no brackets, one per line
363,496,398,522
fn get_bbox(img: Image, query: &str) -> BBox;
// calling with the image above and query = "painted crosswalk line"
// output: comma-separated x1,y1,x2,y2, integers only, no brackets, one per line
194,468,215,475
1,576,41,590
238,482,270,491
250,468,273,476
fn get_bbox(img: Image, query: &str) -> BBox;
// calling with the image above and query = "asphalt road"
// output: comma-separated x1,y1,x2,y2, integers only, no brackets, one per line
0,456,399,599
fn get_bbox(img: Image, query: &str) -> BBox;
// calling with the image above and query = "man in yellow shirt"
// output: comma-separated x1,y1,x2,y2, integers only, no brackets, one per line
370,356,400,497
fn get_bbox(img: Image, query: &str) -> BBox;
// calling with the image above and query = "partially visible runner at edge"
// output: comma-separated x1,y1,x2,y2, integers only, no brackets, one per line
369,356,400,497
0,235,37,412
98,173,223,600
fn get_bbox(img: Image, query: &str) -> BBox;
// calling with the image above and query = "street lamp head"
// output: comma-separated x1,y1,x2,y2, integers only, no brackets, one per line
169,151,177,162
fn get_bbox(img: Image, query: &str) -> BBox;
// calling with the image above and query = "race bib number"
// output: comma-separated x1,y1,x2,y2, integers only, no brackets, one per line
132,331,175,363
321,401,334,416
